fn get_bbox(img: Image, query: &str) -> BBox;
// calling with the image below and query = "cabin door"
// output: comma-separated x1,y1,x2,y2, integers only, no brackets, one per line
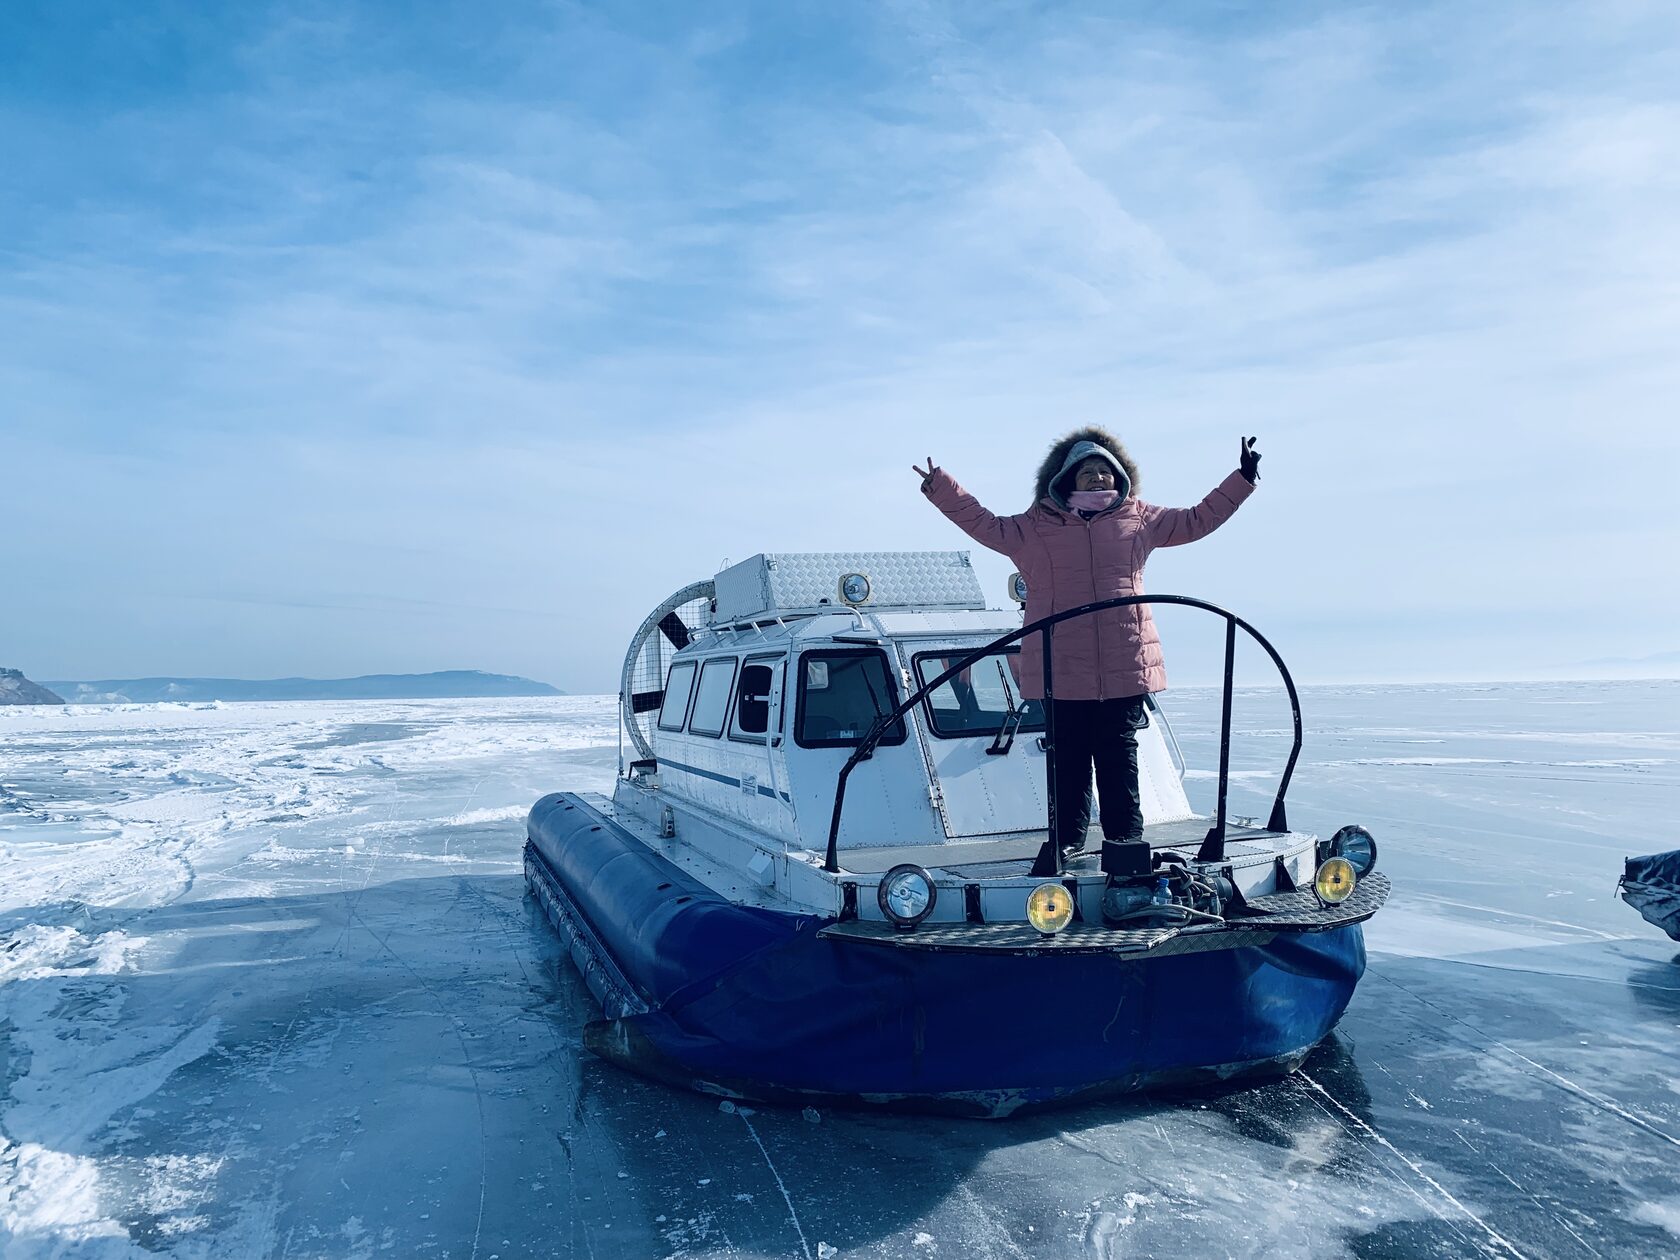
904,644,1051,839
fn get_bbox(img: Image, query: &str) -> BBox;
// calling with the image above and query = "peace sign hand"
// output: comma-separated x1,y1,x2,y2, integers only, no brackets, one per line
912,456,941,487
1239,436,1261,485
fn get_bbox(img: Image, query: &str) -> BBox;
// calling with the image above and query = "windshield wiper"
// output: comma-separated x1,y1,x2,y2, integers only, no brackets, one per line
987,660,1024,756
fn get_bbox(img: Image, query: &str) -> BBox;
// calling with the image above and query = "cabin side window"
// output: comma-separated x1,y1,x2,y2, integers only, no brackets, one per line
657,661,699,732
729,655,783,743
913,649,1046,739
795,650,907,749
688,657,738,738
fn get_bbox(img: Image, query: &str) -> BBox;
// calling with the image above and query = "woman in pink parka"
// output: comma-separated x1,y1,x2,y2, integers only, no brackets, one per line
915,426,1260,859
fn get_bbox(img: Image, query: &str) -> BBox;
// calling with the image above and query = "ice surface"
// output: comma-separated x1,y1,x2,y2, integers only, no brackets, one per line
2,683,1678,1257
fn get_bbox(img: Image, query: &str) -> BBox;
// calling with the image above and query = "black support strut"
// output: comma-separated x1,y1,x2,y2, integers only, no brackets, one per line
1196,618,1238,863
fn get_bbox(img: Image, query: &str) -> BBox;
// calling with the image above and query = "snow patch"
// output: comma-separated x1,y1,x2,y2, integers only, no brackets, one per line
1633,1199,1680,1237
446,805,527,826
0,1143,142,1253
0,924,221,1252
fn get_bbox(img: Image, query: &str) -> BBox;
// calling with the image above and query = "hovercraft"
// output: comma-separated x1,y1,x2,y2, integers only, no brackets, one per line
525,552,1388,1117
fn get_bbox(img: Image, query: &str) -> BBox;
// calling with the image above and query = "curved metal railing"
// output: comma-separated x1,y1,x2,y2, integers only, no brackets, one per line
822,594,1303,874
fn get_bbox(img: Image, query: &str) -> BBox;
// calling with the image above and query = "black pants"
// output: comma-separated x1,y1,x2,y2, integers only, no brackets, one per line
1050,696,1148,850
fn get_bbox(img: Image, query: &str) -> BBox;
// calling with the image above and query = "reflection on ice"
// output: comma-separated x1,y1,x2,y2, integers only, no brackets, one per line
0,683,1677,1257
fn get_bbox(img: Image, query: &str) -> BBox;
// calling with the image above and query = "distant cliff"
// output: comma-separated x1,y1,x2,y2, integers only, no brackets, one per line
42,670,564,704
0,669,66,705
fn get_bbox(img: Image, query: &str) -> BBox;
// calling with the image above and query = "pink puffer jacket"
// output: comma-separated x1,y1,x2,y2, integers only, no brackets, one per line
923,468,1254,700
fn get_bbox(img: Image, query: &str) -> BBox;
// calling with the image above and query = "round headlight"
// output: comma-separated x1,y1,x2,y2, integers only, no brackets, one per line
839,573,872,606
1330,825,1378,878
1025,882,1075,935
1008,573,1028,604
878,864,936,929
1314,857,1357,905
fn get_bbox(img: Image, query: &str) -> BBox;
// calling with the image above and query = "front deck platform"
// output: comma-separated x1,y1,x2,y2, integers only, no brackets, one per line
817,874,1390,954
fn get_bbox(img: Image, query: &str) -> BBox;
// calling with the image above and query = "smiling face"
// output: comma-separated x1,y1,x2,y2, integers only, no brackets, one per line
1073,457,1116,492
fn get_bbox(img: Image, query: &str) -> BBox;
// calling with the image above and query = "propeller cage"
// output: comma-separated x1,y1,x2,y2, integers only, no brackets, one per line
619,581,717,762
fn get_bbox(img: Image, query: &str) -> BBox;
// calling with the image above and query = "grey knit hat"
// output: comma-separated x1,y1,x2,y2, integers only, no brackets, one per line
1048,440,1132,510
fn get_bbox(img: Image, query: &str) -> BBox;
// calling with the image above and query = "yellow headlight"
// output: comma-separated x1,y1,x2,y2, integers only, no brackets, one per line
1026,882,1076,934
1314,857,1357,905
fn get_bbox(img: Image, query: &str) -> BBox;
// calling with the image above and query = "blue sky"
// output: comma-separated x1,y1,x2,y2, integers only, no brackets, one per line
4,0,1678,692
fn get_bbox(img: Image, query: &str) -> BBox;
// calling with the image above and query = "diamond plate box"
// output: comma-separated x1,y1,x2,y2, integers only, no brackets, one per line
713,552,985,622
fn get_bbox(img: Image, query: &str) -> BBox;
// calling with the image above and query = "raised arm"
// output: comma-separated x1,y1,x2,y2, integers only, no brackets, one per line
1144,438,1260,549
916,458,1028,558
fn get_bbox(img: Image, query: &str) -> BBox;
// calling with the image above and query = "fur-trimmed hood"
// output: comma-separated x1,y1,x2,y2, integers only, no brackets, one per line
1033,426,1141,510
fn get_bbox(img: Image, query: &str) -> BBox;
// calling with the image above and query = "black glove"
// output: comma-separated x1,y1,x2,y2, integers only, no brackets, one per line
1240,436,1261,484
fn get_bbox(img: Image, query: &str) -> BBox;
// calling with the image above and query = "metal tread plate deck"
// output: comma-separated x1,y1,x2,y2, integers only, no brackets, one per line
1241,875,1390,925
819,873,1389,955
712,551,985,623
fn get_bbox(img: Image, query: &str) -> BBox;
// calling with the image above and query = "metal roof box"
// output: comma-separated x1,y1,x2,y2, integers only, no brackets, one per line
712,552,985,622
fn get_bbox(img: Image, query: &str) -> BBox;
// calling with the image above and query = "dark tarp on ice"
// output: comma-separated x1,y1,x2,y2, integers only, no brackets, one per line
1620,850,1680,942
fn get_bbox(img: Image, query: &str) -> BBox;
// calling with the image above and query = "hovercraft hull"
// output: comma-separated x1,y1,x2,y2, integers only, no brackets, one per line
526,793,1365,1118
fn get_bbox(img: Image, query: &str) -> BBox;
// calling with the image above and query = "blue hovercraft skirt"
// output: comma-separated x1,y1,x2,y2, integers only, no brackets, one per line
526,793,1365,1118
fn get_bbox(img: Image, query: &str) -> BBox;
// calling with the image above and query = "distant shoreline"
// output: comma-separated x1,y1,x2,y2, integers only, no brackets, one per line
41,670,564,705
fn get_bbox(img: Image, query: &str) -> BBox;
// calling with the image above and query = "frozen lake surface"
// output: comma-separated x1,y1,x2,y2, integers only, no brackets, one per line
2,681,1678,1258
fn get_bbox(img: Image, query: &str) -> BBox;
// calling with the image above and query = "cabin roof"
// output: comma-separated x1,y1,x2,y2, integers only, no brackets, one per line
712,552,987,623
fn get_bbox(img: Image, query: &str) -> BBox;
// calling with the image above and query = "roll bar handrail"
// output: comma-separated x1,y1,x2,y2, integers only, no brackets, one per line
822,594,1303,875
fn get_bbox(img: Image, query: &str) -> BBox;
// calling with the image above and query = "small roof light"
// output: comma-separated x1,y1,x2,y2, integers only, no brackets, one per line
1008,573,1028,604
839,573,872,606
